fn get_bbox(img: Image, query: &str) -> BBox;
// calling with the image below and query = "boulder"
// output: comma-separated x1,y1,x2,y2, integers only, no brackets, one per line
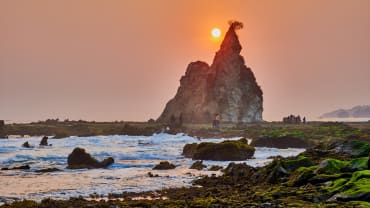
22,141,33,148
280,156,314,173
147,172,159,177
344,157,369,172
40,136,49,146
328,140,370,157
208,165,223,171
157,21,263,123
182,139,255,161
182,143,198,158
288,166,317,187
314,159,349,175
67,147,114,169
223,162,255,179
190,160,206,170
328,170,370,202
153,161,176,170
250,135,309,149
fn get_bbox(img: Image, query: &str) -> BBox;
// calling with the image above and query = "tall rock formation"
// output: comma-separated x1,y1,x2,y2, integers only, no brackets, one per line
158,22,263,123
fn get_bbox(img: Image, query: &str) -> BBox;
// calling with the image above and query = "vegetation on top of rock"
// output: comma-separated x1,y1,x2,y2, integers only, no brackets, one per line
315,159,349,175
328,170,370,201
183,138,255,161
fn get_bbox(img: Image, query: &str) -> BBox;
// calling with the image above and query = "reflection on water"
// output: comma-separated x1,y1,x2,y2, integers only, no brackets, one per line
0,133,305,203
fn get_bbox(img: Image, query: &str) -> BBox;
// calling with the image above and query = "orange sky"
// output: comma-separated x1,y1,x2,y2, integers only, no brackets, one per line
0,0,369,122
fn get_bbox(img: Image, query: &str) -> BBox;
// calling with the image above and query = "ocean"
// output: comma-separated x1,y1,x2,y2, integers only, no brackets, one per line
0,133,305,203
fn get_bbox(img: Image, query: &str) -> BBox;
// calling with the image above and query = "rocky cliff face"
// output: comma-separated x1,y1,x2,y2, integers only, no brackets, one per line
158,23,263,123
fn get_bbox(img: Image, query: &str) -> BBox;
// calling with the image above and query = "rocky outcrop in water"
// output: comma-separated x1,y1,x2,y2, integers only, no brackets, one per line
22,141,33,148
152,161,176,170
67,147,114,169
190,160,206,170
182,138,255,161
40,136,49,146
157,21,263,123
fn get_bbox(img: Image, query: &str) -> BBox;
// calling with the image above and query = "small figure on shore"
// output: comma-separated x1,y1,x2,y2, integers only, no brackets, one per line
303,117,306,124
213,114,221,129
40,136,49,146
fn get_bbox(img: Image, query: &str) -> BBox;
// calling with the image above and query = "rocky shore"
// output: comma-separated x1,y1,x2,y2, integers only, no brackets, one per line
1,122,370,207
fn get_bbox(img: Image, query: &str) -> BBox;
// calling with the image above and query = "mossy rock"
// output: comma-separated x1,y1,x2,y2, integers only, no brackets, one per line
208,165,223,171
330,140,370,157
328,170,370,202
182,143,198,158
288,166,317,186
314,159,349,175
190,160,206,170
183,139,255,161
308,173,352,184
153,161,176,170
281,156,314,172
345,157,369,172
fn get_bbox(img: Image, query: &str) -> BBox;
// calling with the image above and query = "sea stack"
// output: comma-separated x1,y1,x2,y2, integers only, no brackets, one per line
158,21,263,123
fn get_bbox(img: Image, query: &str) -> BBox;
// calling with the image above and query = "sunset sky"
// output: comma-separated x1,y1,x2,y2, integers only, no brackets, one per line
1,0,369,123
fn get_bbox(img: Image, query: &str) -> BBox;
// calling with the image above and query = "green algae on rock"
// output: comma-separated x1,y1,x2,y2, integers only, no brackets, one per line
182,138,255,161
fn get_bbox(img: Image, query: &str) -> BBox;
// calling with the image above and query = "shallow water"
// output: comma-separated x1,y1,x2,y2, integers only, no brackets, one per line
0,133,305,203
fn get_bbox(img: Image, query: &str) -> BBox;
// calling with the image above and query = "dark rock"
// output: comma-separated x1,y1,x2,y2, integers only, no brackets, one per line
1,165,30,170
250,135,309,149
35,168,60,173
0,120,6,138
40,136,48,146
281,156,314,173
223,162,256,179
264,160,290,183
190,160,206,170
22,141,33,148
182,139,255,161
153,161,176,170
335,192,370,202
157,22,263,123
288,166,316,186
315,158,348,175
67,147,114,169
208,165,223,171
328,140,370,157
182,143,198,158
147,172,159,177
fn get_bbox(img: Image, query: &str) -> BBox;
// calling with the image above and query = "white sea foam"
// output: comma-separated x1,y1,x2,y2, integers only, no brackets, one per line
0,134,305,203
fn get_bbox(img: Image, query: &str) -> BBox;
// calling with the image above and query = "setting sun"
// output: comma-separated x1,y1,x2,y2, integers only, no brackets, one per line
211,28,221,38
